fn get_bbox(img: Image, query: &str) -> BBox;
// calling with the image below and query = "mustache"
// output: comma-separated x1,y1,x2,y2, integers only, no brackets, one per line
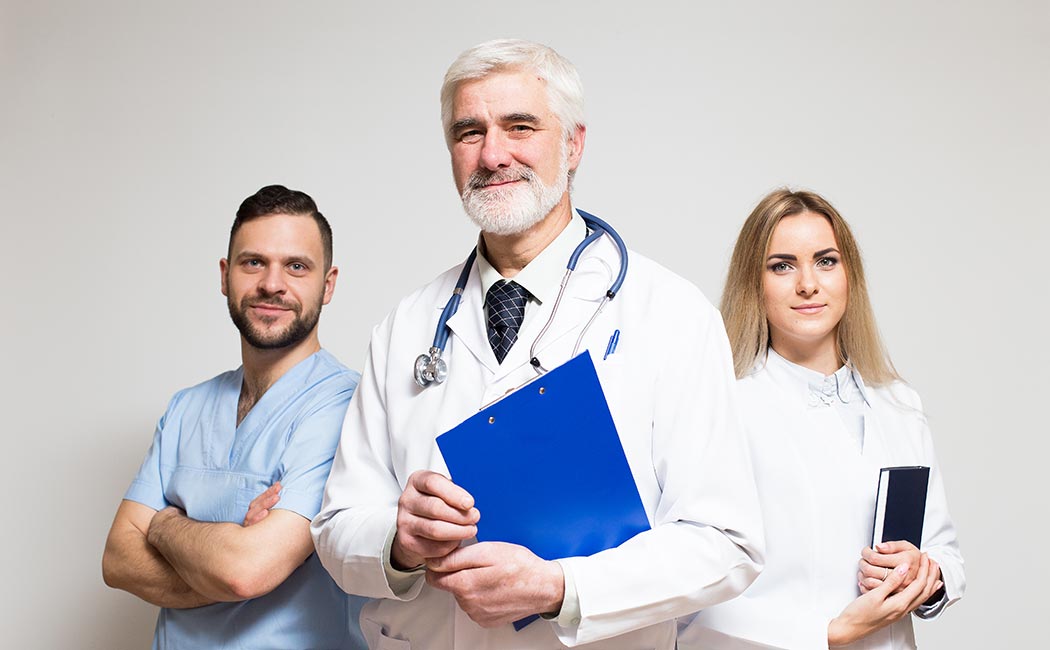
467,166,536,191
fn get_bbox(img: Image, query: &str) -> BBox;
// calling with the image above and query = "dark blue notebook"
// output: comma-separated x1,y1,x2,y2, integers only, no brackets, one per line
871,465,930,548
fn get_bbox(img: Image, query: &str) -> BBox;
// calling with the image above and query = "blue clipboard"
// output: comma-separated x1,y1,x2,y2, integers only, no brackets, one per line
436,352,651,627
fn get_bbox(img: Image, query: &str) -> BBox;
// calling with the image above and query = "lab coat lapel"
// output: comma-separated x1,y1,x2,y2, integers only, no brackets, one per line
853,372,885,461
445,264,498,374
498,237,614,377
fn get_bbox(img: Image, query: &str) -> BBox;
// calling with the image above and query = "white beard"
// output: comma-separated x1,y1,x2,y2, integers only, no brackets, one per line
460,145,570,236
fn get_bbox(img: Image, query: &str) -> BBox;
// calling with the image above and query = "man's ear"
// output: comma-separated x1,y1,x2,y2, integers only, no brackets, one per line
219,258,229,297
322,266,338,305
567,125,587,172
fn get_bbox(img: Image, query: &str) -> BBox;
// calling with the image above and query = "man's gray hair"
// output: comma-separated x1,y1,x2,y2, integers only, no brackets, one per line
440,39,586,141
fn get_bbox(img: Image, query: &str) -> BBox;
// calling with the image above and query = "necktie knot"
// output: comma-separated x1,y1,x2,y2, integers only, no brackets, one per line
486,280,528,363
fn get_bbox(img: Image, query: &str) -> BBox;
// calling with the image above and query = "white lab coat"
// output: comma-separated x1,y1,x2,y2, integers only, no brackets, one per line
312,231,765,649
679,352,965,650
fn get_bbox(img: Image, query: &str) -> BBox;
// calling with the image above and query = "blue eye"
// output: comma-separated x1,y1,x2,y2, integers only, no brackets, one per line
816,257,839,268
769,262,793,273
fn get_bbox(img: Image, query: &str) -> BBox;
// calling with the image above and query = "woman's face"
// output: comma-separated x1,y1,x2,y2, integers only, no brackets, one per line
762,211,849,362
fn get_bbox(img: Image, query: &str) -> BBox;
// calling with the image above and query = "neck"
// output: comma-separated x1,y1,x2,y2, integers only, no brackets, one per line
239,331,321,415
481,195,572,278
770,337,843,376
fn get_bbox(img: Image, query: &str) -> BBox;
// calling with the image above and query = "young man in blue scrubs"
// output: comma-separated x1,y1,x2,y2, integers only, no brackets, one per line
102,185,366,649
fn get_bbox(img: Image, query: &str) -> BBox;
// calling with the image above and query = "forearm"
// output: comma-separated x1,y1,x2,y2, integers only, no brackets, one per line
102,510,214,609
828,616,872,648
147,507,304,602
557,521,761,646
312,501,415,599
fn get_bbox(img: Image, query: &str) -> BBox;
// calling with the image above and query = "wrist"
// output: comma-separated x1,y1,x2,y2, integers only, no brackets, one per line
147,507,181,549
390,534,424,572
828,616,855,647
543,560,565,616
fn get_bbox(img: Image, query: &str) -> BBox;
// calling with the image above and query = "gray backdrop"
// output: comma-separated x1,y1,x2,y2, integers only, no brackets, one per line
3,0,1046,647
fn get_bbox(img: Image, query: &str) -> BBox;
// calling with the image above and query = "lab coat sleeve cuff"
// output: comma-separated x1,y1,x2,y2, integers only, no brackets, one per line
915,592,946,619
541,559,581,629
914,549,964,619
382,524,426,598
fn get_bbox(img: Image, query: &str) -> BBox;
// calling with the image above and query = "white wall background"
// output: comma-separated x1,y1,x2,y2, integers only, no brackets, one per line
2,0,1046,647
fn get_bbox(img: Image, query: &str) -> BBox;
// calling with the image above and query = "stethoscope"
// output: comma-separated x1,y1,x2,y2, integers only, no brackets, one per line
414,209,628,388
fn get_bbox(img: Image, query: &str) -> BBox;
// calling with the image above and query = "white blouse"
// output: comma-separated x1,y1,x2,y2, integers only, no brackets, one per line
678,350,965,650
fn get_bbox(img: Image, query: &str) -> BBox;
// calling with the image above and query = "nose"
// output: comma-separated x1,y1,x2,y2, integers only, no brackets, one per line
479,132,513,171
797,266,819,297
258,265,287,296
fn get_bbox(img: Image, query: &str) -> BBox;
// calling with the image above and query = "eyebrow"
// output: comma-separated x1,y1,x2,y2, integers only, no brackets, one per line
235,250,318,266
450,117,480,133
450,112,542,133
766,247,840,262
501,112,540,124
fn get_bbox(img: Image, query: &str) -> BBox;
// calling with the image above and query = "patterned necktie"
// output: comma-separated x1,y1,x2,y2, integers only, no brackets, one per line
485,280,529,363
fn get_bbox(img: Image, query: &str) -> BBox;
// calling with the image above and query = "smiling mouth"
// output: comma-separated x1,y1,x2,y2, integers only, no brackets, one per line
482,179,521,188
250,303,292,315
792,304,826,314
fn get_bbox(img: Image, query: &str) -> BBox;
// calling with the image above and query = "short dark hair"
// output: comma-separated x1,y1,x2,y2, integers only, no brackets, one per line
229,184,334,269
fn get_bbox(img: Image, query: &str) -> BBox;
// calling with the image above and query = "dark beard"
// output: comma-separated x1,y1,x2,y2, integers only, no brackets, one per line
228,294,321,350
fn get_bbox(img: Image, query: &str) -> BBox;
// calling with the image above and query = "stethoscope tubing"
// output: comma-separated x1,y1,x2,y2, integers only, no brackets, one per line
415,210,627,387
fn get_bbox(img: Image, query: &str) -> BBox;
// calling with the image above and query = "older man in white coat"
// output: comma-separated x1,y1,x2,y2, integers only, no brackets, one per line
311,39,765,649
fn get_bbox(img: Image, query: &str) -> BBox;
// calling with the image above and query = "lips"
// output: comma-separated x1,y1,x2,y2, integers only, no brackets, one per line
469,168,532,191
791,303,826,314
481,179,521,188
249,301,295,317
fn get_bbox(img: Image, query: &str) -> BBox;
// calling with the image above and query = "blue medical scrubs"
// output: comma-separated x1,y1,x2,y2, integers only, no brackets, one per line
125,349,367,649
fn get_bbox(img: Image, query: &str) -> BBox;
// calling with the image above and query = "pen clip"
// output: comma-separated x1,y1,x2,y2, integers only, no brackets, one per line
603,329,620,360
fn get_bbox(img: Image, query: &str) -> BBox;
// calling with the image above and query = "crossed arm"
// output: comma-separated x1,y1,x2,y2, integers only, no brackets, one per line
102,484,312,607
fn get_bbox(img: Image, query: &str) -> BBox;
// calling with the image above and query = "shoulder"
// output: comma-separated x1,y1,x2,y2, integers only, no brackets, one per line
368,261,464,344
627,248,712,300
864,376,925,412
619,246,720,323
309,349,361,391
736,360,778,400
167,368,238,409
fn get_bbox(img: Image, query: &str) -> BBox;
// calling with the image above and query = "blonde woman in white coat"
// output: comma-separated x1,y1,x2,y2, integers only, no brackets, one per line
678,189,964,649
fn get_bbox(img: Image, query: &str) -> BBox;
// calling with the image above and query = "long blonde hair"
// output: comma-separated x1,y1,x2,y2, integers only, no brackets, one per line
721,188,900,385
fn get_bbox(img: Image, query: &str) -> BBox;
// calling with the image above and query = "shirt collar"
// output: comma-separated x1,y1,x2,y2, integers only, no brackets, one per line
476,211,587,305
763,347,869,407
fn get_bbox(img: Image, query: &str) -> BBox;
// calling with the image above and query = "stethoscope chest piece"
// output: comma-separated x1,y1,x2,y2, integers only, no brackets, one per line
414,346,448,387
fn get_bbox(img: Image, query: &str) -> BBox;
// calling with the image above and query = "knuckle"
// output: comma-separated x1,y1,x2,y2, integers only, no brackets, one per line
421,472,440,493
397,491,412,511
